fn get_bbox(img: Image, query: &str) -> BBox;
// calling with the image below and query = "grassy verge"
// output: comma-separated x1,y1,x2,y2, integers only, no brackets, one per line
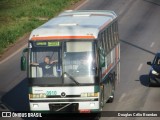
0,0,80,54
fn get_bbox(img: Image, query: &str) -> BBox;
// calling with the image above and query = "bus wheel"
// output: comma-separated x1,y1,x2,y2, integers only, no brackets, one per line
107,90,114,103
100,91,104,110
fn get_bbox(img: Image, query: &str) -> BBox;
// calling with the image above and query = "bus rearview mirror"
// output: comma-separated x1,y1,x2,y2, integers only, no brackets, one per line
100,56,105,67
147,61,152,65
100,60,105,68
21,48,28,71
99,48,105,68
21,56,27,71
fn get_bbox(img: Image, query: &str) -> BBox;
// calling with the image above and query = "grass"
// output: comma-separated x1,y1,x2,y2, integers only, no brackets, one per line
0,0,80,54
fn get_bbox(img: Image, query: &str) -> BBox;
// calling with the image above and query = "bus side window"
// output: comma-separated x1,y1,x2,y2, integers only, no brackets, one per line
115,21,119,43
112,22,116,46
104,31,107,53
105,30,109,53
102,32,106,52
110,25,113,48
98,34,103,48
107,28,111,51
110,25,114,49
107,52,112,68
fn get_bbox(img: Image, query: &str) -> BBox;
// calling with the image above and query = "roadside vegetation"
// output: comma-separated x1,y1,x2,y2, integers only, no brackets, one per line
0,0,80,54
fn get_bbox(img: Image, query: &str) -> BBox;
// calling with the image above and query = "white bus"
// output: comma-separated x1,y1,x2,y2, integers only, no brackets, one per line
21,10,120,113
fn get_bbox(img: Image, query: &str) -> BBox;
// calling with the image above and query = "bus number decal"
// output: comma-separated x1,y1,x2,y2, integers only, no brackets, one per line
46,91,57,96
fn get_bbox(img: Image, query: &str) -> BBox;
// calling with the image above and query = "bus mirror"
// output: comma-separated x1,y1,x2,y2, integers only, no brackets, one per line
23,48,28,53
100,54,105,67
21,48,28,71
21,55,27,71
99,48,105,68
147,61,152,65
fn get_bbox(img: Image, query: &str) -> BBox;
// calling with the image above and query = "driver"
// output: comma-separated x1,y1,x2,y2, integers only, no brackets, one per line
31,56,58,77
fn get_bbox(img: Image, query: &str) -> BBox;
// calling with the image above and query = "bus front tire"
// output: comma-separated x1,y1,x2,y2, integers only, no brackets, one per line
100,91,104,110
107,91,114,103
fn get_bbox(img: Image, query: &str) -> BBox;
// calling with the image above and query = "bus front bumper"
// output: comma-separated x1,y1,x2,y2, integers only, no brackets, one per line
29,101,100,112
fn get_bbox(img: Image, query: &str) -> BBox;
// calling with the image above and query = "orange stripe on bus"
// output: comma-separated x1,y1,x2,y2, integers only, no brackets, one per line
31,36,95,40
102,63,113,78
115,46,118,63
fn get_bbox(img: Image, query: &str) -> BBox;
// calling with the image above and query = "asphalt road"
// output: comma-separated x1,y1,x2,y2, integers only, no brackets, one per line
0,0,160,120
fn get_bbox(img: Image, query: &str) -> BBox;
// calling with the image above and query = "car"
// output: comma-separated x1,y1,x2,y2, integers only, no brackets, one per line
147,53,160,86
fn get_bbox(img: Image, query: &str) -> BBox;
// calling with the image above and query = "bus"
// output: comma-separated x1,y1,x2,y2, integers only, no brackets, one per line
21,10,120,113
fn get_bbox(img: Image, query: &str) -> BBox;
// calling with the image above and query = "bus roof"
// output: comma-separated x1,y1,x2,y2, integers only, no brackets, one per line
30,10,117,40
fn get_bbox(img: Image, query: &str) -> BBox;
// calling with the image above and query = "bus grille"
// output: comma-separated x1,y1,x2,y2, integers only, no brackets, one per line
49,103,78,112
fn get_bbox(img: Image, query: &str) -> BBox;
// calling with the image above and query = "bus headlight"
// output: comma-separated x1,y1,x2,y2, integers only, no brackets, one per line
81,92,99,97
152,70,159,75
29,93,46,99
33,104,39,108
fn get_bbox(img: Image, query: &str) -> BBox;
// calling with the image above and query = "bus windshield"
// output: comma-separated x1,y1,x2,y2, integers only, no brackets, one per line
29,41,97,85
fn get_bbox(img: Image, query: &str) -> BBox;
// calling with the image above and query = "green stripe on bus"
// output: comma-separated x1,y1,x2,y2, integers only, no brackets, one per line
94,85,100,92
91,109,100,112
29,87,32,93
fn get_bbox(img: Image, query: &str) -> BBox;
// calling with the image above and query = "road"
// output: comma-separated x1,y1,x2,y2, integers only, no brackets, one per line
0,0,160,120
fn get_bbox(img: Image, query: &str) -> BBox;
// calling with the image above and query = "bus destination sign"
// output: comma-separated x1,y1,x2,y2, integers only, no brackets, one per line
35,42,60,47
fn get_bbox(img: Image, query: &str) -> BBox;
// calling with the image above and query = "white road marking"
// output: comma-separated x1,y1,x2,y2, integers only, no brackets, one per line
118,93,126,102
75,0,89,10
150,42,155,48
137,63,143,71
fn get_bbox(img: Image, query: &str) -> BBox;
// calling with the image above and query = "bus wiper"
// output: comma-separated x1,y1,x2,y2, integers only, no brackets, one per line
63,72,80,86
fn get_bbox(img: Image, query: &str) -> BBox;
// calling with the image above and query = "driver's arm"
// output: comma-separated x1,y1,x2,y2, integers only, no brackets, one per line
50,60,58,64
30,62,39,66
